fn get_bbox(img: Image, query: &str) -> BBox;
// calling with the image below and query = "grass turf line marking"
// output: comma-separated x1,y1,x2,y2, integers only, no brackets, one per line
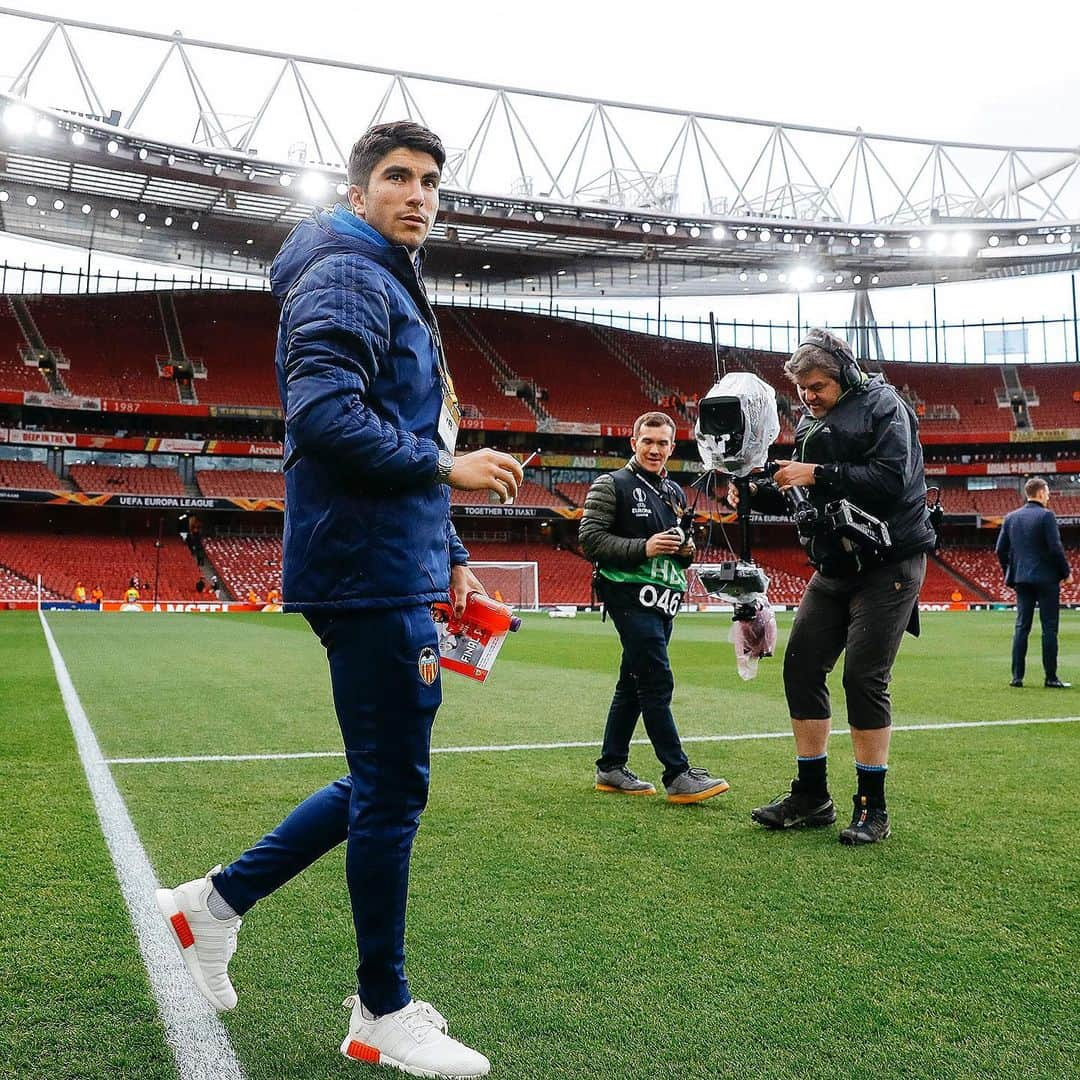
38,610,246,1080
105,715,1080,765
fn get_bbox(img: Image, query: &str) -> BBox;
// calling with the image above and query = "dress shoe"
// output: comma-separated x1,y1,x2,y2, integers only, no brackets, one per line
1044,678,1071,689
1009,679,1023,687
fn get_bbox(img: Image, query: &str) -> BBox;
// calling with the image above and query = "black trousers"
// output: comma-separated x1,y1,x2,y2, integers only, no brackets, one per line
597,603,690,786
783,553,926,730
1011,582,1061,682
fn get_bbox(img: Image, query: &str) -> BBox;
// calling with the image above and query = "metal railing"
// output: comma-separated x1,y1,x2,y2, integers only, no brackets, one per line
2,260,1078,366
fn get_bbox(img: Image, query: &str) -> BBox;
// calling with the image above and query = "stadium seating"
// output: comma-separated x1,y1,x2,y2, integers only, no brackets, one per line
0,459,69,490
26,293,177,402
0,530,203,601
195,469,284,499
1014,366,1080,429
935,546,1010,601
437,315,537,423
460,309,656,426
202,535,282,600
0,563,62,601
450,480,569,508
171,292,280,407
0,301,50,393
68,464,186,496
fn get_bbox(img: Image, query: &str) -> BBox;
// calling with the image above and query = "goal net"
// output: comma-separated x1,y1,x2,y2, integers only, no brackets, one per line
467,562,540,610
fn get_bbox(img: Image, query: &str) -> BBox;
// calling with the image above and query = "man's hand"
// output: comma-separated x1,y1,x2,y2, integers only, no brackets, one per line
645,531,684,557
1065,573,1075,586
450,564,487,617
677,540,696,558
723,481,740,510
771,459,816,490
448,449,524,502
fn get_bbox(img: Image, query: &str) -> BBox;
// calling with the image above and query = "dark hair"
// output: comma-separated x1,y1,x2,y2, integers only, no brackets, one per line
1025,476,1049,499
633,411,676,438
347,121,446,190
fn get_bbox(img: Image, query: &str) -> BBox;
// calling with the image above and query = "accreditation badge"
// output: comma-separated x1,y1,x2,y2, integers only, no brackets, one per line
438,390,461,453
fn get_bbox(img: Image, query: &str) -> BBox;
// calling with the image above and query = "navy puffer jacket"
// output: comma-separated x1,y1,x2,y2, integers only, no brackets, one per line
270,209,468,610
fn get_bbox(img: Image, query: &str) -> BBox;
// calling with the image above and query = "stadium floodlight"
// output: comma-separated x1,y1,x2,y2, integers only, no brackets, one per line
640,222,651,233
789,266,815,290
246,238,253,244
1017,234,1028,245
232,249,239,255
0,191,7,202
1062,232,1072,244
70,130,85,146
1045,233,1056,244
949,233,971,254
300,171,327,200
25,194,37,206
987,234,1000,246
137,212,146,222
4,103,34,134
873,234,885,248
164,215,173,225
482,263,491,270
871,275,880,284
336,183,348,196
834,273,844,284
106,139,119,153
850,236,860,246
759,229,771,241
757,271,768,282
689,226,700,238
167,153,176,165
909,236,922,249
711,225,725,240
738,271,748,281
804,233,814,243
191,220,199,230
782,232,792,243
109,207,119,218
534,209,545,222
556,268,567,275
815,273,825,283
52,199,64,210
35,118,53,138
454,271,463,278
665,223,676,236
279,173,293,187
735,228,748,240
81,203,91,214
138,148,148,161
213,163,222,175
853,274,863,284
778,272,787,283
928,233,947,253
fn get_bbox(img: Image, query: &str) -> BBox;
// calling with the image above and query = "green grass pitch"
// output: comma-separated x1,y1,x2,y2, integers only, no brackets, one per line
2,608,1077,1079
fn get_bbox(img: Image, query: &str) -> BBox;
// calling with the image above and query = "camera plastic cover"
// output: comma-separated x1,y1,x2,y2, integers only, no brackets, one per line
694,372,780,477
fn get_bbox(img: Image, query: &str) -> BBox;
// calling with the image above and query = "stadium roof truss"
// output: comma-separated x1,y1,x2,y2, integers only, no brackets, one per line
2,6,1080,298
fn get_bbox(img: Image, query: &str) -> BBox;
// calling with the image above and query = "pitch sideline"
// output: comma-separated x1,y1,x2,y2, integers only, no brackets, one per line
38,609,247,1080
104,715,1080,766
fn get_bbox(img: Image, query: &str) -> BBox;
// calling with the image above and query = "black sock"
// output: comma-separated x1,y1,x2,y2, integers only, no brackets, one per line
855,762,887,808
796,754,828,796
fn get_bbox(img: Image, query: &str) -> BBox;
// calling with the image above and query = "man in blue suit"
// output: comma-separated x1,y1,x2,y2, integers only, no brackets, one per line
996,477,1073,688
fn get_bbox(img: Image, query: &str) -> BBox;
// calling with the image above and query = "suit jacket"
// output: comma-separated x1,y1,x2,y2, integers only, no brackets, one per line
995,501,1070,587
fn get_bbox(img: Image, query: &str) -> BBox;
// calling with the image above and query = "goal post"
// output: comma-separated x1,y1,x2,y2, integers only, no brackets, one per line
467,561,540,610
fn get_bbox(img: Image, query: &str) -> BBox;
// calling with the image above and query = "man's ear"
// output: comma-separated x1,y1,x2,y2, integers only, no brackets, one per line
348,183,366,217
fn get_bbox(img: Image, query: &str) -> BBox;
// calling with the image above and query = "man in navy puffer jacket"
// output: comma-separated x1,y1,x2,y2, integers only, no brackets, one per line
156,122,521,1078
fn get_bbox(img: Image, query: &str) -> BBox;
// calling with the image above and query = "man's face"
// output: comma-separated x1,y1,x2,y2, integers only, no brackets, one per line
631,424,675,474
795,367,843,418
349,147,440,252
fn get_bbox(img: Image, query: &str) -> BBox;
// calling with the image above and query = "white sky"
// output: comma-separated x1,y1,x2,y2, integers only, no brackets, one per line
4,0,1080,340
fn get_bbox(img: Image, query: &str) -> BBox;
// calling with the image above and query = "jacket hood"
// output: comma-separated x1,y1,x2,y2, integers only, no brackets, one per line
270,208,388,302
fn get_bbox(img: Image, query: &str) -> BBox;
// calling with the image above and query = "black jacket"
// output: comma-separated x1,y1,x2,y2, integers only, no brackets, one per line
996,501,1071,586
754,374,935,573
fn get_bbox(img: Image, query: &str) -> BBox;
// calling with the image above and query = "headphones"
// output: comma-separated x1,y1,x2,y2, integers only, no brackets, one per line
798,327,865,393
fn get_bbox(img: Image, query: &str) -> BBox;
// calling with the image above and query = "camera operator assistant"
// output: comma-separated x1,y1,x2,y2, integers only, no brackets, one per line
581,411,730,803
736,328,935,844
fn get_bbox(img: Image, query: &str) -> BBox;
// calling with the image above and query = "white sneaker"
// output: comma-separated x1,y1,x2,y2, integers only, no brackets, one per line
340,995,490,1077
155,865,241,1011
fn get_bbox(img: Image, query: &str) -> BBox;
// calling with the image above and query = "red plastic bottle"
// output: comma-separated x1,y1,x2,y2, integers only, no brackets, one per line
432,591,521,643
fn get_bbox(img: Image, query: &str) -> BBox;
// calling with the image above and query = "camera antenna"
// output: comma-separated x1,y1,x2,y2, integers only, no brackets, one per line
708,311,726,383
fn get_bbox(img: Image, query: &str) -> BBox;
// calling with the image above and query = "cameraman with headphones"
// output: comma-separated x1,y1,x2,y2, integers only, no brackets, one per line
733,328,935,844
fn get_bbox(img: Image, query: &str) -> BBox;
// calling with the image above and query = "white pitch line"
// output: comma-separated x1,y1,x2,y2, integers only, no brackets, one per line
38,610,246,1080
105,715,1080,766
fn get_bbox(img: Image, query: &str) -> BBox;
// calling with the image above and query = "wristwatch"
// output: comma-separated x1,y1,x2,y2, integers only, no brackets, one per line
436,449,455,485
